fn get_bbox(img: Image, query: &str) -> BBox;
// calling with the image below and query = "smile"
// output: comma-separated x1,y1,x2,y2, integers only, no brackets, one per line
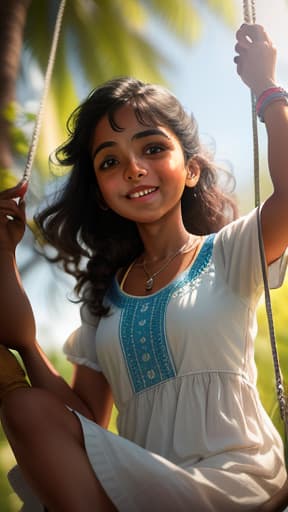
128,187,158,199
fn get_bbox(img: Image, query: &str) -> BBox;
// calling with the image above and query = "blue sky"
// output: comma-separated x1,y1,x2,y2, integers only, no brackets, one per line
21,0,288,348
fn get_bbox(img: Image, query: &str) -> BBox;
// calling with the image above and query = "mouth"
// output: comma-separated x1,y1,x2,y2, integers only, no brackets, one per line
127,187,158,199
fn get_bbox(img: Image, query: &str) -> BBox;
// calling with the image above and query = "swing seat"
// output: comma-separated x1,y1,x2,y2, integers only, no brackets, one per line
260,479,288,511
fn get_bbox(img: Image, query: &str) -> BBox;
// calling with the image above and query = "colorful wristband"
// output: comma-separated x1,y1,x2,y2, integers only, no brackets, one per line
256,86,282,111
256,87,288,122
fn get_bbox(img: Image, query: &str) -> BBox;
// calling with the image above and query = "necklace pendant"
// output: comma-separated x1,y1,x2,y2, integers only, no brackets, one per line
145,277,154,291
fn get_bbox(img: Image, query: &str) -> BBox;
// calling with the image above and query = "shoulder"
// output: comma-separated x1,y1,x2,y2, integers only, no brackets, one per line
215,208,258,243
212,208,258,261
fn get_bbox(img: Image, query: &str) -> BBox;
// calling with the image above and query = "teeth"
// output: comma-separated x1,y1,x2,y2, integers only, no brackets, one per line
129,187,157,199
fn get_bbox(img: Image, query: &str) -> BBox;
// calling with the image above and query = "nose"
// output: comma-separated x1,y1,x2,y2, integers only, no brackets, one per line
124,158,147,181
127,171,145,181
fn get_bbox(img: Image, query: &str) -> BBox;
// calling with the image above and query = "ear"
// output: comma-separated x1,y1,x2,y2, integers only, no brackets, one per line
185,157,201,188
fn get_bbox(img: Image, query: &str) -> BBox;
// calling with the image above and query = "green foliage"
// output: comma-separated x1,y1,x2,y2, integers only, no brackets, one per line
2,101,35,157
255,277,288,453
206,0,237,25
0,432,21,512
0,102,36,192
0,169,18,193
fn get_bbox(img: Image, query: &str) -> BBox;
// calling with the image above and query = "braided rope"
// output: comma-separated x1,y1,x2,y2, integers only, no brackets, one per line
243,0,287,428
21,0,66,183
242,0,260,207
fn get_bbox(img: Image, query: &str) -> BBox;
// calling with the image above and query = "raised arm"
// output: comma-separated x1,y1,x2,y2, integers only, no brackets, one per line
235,23,288,264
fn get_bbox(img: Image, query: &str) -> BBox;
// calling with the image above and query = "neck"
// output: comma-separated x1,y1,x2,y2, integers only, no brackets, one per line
137,215,190,263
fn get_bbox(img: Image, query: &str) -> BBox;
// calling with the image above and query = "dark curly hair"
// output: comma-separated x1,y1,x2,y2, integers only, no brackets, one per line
35,77,238,316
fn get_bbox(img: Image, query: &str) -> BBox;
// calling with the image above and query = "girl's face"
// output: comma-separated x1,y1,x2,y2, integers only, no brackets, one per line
91,104,197,225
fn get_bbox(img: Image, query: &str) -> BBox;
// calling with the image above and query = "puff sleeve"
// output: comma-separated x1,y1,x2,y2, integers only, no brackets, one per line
214,208,288,301
63,301,102,372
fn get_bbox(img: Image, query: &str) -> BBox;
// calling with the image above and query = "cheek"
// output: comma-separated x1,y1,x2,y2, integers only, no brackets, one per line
163,157,186,183
166,161,187,197
95,174,118,203
167,150,185,171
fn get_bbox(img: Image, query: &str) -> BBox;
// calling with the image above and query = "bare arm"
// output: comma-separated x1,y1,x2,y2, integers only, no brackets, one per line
235,23,288,264
71,364,114,428
0,183,36,347
0,250,36,346
19,344,113,425
0,183,113,424
260,102,288,264
19,343,94,418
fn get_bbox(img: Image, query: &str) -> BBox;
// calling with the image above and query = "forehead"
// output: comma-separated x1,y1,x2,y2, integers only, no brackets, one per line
94,105,144,137
91,104,175,146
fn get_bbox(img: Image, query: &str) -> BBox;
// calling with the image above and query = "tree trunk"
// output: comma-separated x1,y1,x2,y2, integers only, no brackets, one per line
0,0,31,171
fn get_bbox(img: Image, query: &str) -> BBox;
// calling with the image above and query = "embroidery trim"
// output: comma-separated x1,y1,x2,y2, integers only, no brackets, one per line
108,234,215,393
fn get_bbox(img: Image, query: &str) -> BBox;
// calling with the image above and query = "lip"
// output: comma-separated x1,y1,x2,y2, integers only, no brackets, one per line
126,185,159,200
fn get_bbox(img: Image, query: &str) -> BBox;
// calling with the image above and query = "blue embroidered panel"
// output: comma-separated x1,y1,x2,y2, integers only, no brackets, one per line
108,234,215,393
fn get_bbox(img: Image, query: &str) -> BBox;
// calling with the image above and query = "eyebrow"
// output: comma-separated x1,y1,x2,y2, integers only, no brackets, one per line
92,128,170,160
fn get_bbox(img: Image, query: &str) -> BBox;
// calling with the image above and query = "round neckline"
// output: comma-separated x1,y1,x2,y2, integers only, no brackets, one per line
112,235,214,300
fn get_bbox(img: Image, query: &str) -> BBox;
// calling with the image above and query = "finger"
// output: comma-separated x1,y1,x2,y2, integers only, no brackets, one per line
0,211,25,224
19,198,26,211
0,200,26,222
236,27,252,48
233,56,242,77
0,179,28,200
247,24,271,43
236,23,271,44
17,179,28,198
234,42,246,55
17,199,27,223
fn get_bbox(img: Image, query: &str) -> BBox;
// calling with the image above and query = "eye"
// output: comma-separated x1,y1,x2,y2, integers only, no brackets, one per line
99,157,119,170
145,144,166,155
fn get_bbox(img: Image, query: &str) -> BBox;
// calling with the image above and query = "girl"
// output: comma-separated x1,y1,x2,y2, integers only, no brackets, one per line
0,23,287,511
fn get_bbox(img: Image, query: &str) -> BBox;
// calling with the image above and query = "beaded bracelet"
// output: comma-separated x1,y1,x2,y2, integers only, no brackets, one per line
256,86,288,122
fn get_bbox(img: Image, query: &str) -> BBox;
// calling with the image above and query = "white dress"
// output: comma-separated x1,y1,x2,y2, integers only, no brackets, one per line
62,208,288,511
9,208,287,512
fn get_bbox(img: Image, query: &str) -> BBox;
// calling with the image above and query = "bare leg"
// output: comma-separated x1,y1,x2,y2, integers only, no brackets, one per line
0,387,117,512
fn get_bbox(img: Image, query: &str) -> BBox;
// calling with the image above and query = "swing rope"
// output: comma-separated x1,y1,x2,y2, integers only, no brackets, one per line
242,0,288,438
21,0,66,185
242,0,260,208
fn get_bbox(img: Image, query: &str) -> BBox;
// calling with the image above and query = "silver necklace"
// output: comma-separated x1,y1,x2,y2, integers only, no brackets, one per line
142,235,198,292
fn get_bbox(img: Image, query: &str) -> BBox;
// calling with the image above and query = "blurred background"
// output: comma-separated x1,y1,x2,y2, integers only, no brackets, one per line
0,1,287,510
